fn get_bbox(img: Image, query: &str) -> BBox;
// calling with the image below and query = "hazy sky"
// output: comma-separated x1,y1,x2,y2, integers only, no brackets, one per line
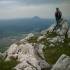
0,0,70,19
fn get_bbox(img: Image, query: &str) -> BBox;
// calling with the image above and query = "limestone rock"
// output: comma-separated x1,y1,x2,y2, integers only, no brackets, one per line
20,33,34,42
37,35,45,42
5,42,50,70
49,44,55,47
67,29,70,38
56,19,69,36
48,36,64,43
41,19,69,37
51,54,70,70
41,24,55,34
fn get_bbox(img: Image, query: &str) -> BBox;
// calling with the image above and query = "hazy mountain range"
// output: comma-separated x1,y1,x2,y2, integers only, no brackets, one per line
0,17,54,38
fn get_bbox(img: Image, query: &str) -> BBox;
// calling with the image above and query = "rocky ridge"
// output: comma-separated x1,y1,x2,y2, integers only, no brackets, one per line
0,18,70,70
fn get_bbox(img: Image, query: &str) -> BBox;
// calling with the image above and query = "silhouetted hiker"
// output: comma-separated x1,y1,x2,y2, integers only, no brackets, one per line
53,8,62,31
55,8,62,25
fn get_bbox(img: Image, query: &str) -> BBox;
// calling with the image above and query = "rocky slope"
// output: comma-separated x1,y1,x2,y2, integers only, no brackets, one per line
0,18,70,70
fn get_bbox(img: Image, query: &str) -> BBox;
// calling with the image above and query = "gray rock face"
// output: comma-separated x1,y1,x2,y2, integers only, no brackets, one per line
56,19,69,36
48,36,64,43
20,33,34,43
4,33,51,70
67,29,70,38
2,18,70,70
42,19,69,37
5,41,50,70
41,18,69,46
51,54,70,70
41,24,55,35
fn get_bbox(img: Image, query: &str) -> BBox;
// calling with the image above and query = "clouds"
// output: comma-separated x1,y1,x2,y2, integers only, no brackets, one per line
0,0,70,8
0,0,70,19
18,0,70,5
0,0,70,6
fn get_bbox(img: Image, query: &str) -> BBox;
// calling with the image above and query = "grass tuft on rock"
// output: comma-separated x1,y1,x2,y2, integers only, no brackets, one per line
0,58,19,70
27,36,38,43
45,32,58,38
43,38,70,64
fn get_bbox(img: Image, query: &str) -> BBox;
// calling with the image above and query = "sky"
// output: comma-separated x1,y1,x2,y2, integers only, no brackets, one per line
0,0,70,19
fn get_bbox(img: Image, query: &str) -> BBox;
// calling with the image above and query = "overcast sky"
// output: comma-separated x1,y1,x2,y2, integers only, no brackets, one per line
0,0,70,19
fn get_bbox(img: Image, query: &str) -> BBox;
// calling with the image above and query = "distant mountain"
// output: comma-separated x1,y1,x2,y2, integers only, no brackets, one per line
1,18,70,70
0,18,54,38
32,16,40,19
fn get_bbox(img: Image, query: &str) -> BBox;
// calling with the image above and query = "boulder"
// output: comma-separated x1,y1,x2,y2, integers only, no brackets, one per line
41,19,69,38
5,42,50,70
56,19,69,36
51,54,70,70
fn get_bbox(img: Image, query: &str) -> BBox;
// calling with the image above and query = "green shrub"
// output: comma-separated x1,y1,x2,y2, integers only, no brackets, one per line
46,32,57,38
0,58,19,70
27,36,38,43
43,45,70,64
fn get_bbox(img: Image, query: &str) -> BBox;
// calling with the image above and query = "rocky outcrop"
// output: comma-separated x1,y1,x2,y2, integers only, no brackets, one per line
37,35,45,42
1,18,70,70
48,36,64,43
20,33,34,43
42,19,69,37
5,38,50,70
41,24,55,35
40,18,70,45
56,19,69,37
51,54,70,70
67,29,70,38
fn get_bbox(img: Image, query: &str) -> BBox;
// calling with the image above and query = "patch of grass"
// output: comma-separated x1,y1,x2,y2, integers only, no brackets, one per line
63,38,70,47
27,36,38,43
46,32,57,38
0,58,19,70
43,31,70,64
43,42,70,64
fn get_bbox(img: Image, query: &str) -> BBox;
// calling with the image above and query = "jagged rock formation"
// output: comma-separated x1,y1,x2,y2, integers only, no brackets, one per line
0,18,70,70
20,33,34,43
42,19,69,37
40,19,70,45
5,33,50,70
51,54,70,70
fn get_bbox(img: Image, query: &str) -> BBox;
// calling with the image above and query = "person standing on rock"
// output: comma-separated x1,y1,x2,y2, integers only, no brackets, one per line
55,8,62,25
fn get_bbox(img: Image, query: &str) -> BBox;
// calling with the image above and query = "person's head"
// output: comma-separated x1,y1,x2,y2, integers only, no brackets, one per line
56,8,59,11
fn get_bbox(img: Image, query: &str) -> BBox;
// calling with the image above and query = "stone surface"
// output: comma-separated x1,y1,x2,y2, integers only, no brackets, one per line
56,19,69,36
37,35,45,42
20,33,34,42
68,29,70,38
3,18,70,70
51,54,70,70
5,41,50,70
48,36,64,43
41,24,55,34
